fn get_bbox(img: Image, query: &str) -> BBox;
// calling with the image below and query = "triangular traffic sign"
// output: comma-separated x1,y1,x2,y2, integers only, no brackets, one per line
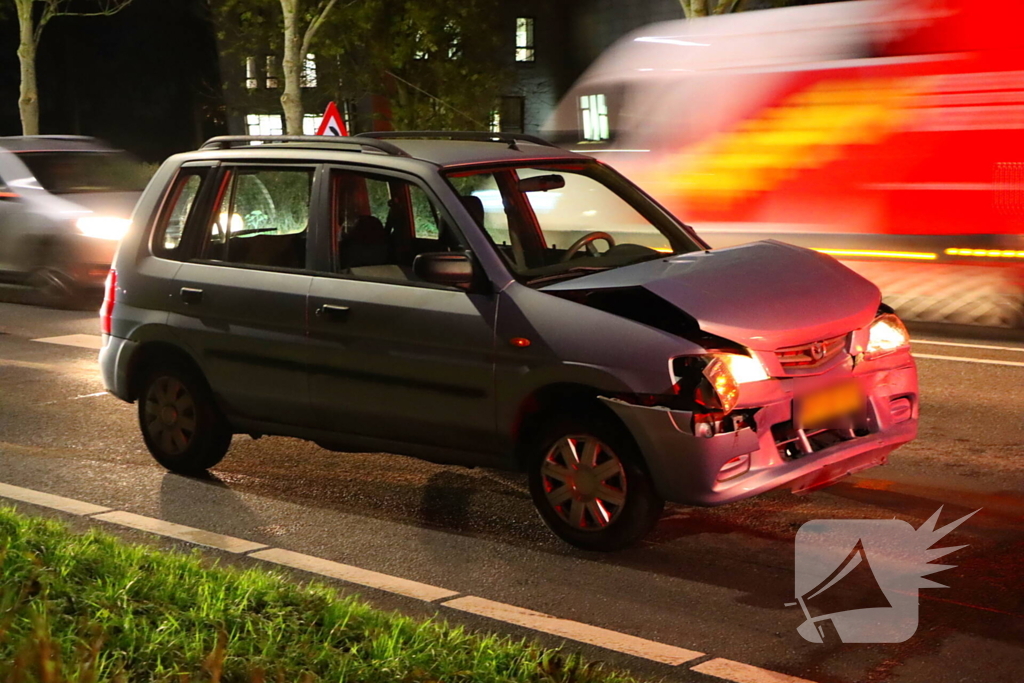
316,101,348,136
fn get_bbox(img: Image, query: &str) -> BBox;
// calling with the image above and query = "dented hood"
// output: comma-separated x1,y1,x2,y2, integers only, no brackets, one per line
542,241,880,351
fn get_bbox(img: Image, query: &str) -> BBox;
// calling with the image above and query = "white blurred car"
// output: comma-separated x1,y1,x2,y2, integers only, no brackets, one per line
0,135,145,305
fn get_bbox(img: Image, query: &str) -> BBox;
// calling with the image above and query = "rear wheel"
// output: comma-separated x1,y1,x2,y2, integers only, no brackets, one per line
527,415,664,551
137,363,231,475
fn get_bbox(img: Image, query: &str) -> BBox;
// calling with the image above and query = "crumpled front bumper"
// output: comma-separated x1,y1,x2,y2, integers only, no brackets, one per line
601,353,918,506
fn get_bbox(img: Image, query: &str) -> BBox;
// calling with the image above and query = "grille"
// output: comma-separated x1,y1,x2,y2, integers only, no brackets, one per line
775,334,848,372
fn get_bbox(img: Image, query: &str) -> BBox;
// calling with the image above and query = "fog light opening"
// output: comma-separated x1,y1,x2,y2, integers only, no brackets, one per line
889,396,913,423
717,454,751,482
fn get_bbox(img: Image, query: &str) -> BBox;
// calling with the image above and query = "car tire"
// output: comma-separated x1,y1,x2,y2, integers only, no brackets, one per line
28,267,79,309
527,413,664,551
137,362,232,475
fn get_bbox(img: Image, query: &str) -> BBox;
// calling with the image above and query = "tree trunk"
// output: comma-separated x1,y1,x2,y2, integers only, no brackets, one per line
16,0,39,136
279,0,304,135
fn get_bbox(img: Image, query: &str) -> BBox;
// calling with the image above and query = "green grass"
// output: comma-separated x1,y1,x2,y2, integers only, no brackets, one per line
0,507,641,683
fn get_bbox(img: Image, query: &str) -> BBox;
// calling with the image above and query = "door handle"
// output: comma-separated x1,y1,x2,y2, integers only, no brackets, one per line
179,287,204,305
316,304,350,321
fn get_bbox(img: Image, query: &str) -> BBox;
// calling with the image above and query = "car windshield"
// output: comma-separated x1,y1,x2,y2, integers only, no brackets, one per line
16,151,147,194
445,162,702,285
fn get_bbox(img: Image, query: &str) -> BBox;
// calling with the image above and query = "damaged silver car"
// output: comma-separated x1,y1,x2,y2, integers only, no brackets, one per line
99,132,918,550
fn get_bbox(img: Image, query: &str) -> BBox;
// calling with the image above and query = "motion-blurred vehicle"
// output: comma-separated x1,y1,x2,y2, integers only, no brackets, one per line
545,0,1024,327
0,136,145,305
99,133,918,550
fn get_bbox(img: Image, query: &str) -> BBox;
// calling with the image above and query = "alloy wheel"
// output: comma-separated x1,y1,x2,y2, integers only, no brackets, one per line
540,435,628,531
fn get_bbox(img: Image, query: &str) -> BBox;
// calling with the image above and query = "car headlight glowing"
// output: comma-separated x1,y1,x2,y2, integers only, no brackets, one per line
716,352,771,384
865,313,910,358
696,355,740,414
76,216,131,241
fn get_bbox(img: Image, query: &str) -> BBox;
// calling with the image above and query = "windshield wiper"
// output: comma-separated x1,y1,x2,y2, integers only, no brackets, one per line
529,266,610,287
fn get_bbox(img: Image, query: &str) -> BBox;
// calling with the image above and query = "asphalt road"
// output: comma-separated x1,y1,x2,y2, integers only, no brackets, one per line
0,298,1021,683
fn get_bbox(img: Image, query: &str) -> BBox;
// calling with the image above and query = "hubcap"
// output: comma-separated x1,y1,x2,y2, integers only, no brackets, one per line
144,376,196,456
540,435,627,531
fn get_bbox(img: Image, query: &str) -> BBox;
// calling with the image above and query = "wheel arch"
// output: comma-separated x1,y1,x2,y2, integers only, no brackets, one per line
125,340,208,403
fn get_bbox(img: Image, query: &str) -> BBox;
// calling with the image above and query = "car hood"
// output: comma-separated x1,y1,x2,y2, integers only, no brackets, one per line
541,240,880,350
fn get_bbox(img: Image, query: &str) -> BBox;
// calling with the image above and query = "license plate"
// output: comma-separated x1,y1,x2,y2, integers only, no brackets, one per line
796,381,864,429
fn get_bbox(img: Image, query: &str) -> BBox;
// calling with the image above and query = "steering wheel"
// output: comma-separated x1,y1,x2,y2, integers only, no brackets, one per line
560,232,616,262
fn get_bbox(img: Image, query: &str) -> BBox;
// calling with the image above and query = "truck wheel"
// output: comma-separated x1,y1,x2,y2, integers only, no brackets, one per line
137,362,232,475
527,415,664,551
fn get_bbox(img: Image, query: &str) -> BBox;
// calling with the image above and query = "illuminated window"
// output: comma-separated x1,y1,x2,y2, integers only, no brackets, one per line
302,114,322,135
246,114,283,136
301,54,317,88
265,55,279,89
515,18,535,62
579,94,609,141
414,31,429,60
447,22,461,59
245,57,258,90
489,109,501,133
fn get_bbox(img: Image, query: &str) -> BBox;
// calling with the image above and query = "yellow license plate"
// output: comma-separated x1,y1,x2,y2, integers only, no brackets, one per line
796,381,864,429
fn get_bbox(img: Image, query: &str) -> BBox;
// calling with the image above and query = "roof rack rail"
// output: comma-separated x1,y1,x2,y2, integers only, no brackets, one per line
0,135,97,141
199,135,410,157
355,131,558,150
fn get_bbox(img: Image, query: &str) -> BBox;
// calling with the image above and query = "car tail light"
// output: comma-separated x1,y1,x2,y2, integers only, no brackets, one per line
100,269,116,335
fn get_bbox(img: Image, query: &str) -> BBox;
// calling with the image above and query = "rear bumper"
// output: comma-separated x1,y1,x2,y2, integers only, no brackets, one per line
602,354,918,506
99,334,136,402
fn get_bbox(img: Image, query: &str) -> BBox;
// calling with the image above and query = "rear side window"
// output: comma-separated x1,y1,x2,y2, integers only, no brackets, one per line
153,168,207,259
201,167,313,270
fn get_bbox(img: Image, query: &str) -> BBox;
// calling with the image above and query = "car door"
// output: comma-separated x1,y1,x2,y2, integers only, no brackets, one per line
168,162,320,427
306,166,499,456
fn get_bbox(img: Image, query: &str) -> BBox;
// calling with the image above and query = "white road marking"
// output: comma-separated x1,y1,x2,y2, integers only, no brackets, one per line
914,353,1024,368
31,334,103,350
251,547,458,602
0,481,816,682
91,510,268,554
691,658,817,683
442,595,704,666
913,339,1024,353
0,482,111,516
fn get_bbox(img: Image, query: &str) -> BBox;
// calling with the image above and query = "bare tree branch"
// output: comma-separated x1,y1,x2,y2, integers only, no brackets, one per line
300,0,341,59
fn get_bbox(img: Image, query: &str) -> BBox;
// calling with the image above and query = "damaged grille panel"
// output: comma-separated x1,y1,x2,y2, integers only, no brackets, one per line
775,334,848,373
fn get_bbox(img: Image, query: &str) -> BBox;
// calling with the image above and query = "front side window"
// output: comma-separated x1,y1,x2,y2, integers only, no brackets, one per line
201,167,313,270
445,163,700,286
331,169,463,283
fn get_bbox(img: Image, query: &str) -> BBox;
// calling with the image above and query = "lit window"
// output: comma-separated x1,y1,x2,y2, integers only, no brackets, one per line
265,55,279,89
302,114,322,135
245,57,258,90
515,18,535,62
447,22,461,60
246,114,283,136
489,109,501,133
579,94,609,141
301,54,317,88
414,31,429,60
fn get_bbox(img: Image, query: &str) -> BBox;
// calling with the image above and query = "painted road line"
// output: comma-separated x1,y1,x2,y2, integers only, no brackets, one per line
251,548,458,602
0,482,111,516
91,510,268,554
913,339,1024,353
31,334,103,350
691,658,817,683
914,353,1024,368
442,595,704,666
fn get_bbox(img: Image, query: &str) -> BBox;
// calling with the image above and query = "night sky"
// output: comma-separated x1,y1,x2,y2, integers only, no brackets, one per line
0,0,225,161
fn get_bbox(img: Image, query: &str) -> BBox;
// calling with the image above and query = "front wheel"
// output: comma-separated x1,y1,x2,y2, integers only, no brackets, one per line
137,362,232,475
527,416,664,551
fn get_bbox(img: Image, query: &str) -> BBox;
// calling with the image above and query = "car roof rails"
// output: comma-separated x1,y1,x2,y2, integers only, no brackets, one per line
199,135,411,158
356,131,558,151
0,135,98,141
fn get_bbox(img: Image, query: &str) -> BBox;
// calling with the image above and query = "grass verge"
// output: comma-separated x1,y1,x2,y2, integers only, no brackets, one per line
0,506,640,683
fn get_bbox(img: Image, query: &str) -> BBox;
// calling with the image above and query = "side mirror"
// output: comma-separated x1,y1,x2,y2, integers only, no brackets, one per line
518,174,565,193
413,251,476,289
